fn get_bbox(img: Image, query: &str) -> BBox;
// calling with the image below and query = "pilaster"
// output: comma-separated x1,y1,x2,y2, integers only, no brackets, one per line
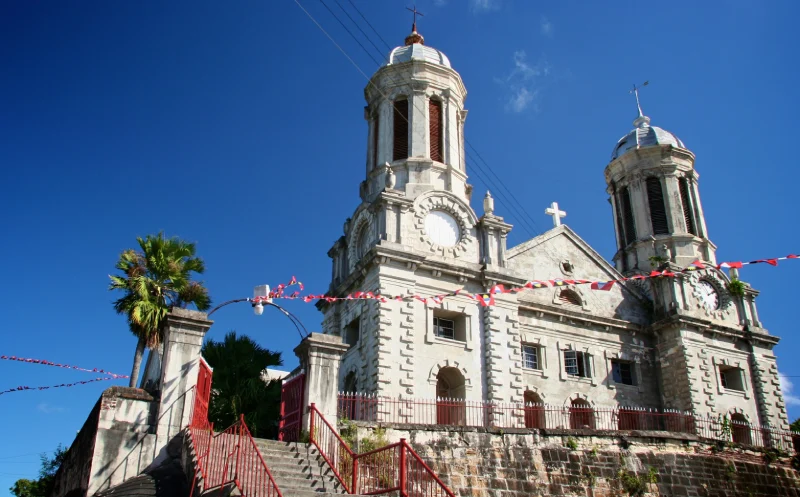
156,309,213,446
294,333,350,430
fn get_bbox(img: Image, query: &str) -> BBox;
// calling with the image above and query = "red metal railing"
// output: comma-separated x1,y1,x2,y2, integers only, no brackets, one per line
188,415,283,497
338,393,799,453
309,404,455,497
278,373,305,442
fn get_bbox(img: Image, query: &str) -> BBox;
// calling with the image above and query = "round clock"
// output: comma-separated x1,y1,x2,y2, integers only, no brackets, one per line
698,280,720,310
424,210,460,247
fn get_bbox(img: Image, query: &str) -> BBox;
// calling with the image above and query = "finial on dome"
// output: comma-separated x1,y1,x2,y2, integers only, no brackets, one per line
629,81,651,128
404,5,425,45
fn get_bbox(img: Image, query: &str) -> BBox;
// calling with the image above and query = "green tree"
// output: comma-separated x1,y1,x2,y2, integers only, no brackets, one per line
202,331,283,439
10,445,67,497
109,233,211,387
791,417,800,432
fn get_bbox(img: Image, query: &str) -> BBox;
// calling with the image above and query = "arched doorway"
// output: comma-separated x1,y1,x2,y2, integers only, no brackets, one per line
523,391,545,429
436,367,466,426
569,398,595,429
730,413,752,445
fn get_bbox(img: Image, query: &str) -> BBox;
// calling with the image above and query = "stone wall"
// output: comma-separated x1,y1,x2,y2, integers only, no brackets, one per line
50,397,101,497
348,423,799,497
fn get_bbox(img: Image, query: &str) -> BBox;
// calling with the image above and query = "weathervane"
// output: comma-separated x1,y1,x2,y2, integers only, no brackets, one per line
406,5,424,32
629,80,651,128
404,5,425,45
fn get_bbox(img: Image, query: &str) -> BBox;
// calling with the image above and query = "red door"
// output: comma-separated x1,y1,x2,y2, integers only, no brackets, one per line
278,373,306,441
192,357,213,429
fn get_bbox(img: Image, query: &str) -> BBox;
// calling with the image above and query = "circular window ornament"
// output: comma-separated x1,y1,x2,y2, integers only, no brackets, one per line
424,210,461,247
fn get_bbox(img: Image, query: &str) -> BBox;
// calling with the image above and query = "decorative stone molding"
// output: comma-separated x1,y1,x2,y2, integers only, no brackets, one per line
413,192,477,258
427,360,472,390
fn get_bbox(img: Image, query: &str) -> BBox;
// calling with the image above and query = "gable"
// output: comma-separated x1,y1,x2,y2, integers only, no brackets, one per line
506,226,647,323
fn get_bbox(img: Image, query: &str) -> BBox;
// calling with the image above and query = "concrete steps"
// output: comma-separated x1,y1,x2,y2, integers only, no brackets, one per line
252,439,348,496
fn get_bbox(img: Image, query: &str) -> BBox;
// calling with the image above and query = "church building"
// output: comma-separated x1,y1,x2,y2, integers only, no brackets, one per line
318,23,789,432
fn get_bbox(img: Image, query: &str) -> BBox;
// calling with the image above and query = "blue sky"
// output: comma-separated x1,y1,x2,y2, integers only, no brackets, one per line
1,0,799,489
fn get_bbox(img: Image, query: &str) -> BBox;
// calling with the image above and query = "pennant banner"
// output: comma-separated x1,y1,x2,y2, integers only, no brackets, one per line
252,253,799,308
0,355,129,379
0,377,119,397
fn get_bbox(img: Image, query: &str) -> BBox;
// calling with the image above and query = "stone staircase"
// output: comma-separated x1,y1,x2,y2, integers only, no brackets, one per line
251,438,348,497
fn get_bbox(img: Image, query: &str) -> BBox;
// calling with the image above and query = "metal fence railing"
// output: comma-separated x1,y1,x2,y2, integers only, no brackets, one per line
338,392,800,453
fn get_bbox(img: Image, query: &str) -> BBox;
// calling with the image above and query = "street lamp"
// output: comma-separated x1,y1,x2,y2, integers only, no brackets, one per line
207,284,309,340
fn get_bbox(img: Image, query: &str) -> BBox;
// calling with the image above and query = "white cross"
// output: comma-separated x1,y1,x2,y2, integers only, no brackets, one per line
545,202,566,227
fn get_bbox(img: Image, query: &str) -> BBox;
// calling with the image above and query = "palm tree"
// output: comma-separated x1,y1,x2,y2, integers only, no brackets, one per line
202,331,283,438
109,233,211,387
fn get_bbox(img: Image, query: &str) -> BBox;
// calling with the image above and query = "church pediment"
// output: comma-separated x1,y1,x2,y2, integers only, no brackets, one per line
506,225,648,323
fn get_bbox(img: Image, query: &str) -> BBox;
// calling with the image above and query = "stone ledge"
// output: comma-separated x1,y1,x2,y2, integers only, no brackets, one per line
102,386,155,402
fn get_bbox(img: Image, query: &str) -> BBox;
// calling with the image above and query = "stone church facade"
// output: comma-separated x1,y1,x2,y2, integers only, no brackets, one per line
317,26,789,431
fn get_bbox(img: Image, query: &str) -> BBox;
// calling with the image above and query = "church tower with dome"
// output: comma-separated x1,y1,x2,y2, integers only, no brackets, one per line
318,23,790,433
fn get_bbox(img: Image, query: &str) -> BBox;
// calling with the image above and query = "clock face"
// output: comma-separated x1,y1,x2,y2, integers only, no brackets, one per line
698,280,720,310
424,210,460,247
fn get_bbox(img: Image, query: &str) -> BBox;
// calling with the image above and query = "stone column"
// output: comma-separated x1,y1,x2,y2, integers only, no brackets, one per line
156,308,213,446
294,333,349,431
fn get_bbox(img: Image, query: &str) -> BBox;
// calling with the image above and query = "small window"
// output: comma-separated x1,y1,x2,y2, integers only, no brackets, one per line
429,99,443,163
344,319,360,348
564,350,591,378
719,365,745,391
611,360,636,386
433,311,467,342
559,289,582,307
522,345,541,370
434,316,455,340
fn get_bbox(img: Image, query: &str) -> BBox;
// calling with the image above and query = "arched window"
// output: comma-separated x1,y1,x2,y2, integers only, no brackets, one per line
523,391,545,429
436,367,466,426
559,289,582,307
429,99,443,162
617,187,636,246
356,223,372,260
393,99,409,161
569,399,595,429
679,178,697,235
646,177,669,235
730,413,753,445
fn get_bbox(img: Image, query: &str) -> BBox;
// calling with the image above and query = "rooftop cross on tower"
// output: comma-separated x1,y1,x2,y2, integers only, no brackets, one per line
404,5,425,45
629,81,651,128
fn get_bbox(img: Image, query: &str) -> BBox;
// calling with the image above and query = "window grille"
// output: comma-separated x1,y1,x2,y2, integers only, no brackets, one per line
564,350,591,378
611,360,635,385
619,187,636,245
433,317,455,340
679,178,697,235
522,345,540,370
429,99,443,162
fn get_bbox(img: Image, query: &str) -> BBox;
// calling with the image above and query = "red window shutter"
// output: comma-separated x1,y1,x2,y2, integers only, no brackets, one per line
619,187,637,246
393,100,408,161
429,99,443,162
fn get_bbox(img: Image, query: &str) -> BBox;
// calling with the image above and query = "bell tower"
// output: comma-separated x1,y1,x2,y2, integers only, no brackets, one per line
604,86,716,273
360,22,469,206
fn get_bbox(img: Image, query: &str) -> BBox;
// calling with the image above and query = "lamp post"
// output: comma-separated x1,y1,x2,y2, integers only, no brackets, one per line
207,285,309,340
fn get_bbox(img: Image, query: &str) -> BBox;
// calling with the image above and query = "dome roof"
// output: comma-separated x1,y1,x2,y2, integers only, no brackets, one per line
611,115,685,160
387,43,451,68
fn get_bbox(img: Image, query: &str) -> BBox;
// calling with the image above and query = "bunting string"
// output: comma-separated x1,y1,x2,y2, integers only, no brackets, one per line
0,355,129,379
0,377,119,397
253,254,800,307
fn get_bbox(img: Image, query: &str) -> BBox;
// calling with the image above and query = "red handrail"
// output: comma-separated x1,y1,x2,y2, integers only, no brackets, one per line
188,416,283,497
308,404,455,497
308,403,356,492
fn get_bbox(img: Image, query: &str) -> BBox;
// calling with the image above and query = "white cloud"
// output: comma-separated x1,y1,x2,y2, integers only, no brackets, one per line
540,17,554,37
38,403,66,414
498,50,551,113
470,0,500,12
433,0,448,6
779,372,800,406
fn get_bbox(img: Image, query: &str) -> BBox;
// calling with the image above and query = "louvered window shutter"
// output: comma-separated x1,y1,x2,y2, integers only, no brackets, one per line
679,178,697,235
372,115,379,169
646,177,669,235
393,99,409,161
620,187,637,245
429,99,443,162
614,190,627,248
